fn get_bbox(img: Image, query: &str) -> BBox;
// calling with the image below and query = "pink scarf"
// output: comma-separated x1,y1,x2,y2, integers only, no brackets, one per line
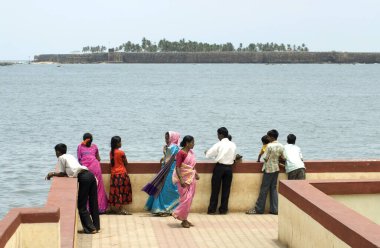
168,131,180,146
173,149,196,185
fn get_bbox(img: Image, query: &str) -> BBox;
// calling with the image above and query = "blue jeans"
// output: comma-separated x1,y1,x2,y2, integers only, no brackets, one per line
254,171,279,214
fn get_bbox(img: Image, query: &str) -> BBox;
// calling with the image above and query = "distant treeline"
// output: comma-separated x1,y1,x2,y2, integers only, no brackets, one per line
82,38,309,53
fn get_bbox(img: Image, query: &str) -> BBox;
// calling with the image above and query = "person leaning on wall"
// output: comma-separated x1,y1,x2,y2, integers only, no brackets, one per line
46,143,100,234
205,127,237,215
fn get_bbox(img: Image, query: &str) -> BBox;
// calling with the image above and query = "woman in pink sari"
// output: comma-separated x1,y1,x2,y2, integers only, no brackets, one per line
172,135,199,228
77,133,108,213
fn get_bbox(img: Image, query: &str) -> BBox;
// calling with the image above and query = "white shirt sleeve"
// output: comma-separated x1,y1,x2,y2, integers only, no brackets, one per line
206,142,219,159
57,156,66,173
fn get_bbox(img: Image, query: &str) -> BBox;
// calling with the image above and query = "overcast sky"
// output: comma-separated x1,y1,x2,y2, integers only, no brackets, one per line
1,0,379,60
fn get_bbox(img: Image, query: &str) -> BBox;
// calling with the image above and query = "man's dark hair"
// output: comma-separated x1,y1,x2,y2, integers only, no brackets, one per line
54,143,67,154
217,127,229,138
267,129,279,140
287,134,296,144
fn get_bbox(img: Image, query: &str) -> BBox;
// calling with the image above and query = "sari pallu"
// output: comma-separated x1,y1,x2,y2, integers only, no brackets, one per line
144,144,180,213
172,149,197,221
142,155,175,197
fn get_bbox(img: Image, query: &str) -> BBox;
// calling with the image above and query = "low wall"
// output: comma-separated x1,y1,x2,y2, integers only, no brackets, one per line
45,177,79,248
100,160,380,213
33,52,380,64
0,176,78,248
331,194,380,225
0,208,60,248
279,180,380,248
1,160,380,248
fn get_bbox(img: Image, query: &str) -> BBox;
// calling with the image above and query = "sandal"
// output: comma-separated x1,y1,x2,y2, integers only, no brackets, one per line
158,212,171,217
181,221,190,228
187,221,194,227
105,209,116,215
245,209,258,215
119,210,132,215
82,228,97,234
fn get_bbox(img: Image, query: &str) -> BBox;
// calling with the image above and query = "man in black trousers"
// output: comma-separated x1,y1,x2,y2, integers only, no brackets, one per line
205,127,237,214
46,143,100,234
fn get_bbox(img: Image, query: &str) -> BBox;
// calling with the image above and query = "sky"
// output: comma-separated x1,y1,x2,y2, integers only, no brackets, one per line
1,0,379,60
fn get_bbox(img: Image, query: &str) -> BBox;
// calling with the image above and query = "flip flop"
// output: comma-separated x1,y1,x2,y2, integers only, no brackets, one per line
105,209,116,215
181,221,190,228
245,209,257,214
119,210,132,215
187,221,194,227
158,212,171,217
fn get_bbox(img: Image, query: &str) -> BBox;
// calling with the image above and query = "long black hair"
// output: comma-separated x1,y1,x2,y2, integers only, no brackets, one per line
180,135,194,148
110,136,121,166
83,133,93,147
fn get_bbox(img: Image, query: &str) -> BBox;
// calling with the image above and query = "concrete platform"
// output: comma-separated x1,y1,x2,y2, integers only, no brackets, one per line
77,213,285,248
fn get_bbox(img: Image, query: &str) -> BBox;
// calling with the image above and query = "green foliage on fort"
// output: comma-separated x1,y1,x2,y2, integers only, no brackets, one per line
34,38,380,64
82,37,309,53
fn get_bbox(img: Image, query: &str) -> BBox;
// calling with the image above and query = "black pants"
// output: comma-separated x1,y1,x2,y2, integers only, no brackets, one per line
77,170,100,232
208,164,233,214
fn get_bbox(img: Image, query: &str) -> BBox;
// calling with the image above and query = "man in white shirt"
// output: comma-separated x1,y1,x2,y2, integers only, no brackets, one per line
284,134,306,180
46,143,100,234
205,127,237,214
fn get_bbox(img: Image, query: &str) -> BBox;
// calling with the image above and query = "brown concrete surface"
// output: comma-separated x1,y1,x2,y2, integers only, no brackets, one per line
77,213,285,248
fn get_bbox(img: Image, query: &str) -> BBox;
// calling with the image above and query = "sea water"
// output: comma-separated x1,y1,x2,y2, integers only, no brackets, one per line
0,63,379,219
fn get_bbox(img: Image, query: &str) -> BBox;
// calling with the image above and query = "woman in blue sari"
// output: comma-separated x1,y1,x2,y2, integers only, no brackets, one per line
144,131,180,216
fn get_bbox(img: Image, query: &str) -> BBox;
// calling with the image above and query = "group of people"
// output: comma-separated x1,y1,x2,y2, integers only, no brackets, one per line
246,129,305,215
45,127,305,233
45,133,133,234
142,131,200,228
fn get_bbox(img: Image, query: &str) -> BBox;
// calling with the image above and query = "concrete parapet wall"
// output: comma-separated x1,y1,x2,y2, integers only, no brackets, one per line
34,52,380,64
45,177,78,248
279,180,380,247
279,195,349,248
1,160,380,248
102,172,273,212
112,171,380,213
332,194,380,225
0,176,80,248
4,223,59,248
101,160,380,212
0,208,60,248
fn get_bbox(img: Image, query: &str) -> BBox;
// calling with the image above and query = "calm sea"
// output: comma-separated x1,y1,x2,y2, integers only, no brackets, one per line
0,63,379,219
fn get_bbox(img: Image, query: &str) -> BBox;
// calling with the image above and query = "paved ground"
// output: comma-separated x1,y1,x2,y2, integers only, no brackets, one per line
77,213,286,248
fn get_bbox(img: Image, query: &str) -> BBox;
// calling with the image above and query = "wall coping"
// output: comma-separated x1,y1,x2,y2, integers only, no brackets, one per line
279,179,380,247
45,177,78,248
101,160,380,174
